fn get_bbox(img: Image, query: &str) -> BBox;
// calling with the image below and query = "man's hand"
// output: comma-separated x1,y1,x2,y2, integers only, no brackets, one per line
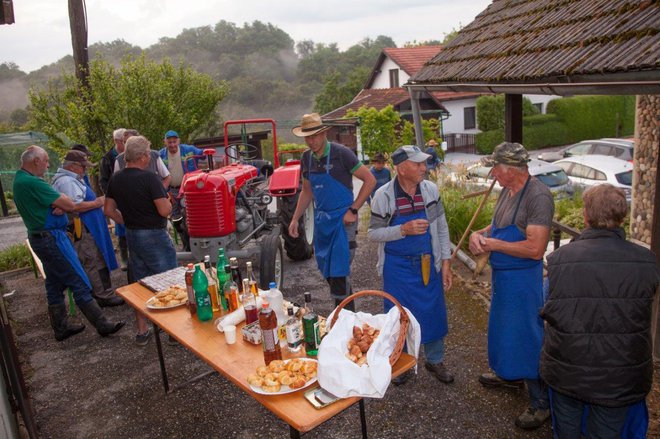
288,219,299,238
343,209,358,225
442,260,453,291
401,219,429,236
469,232,487,255
95,196,105,208
52,207,65,216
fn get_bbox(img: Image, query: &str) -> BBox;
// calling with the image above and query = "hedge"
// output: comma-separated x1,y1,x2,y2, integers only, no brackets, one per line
545,95,635,143
475,114,569,154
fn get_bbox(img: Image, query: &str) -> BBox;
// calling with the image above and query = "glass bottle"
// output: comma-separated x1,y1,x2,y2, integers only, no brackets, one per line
302,291,320,356
245,262,258,297
216,247,228,277
285,305,303,353
217,264,230,311
229,257,243,293
259,301,282,365
222,265,236,312
192,266,213,322
184,263,196,316
204,255,220,313
241,279,258,325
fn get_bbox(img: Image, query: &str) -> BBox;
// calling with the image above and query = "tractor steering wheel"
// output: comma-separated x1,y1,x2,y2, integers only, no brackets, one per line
225,143,259,162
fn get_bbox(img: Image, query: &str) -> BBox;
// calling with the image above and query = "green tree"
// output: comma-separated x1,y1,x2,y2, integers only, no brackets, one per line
314,67,370,115
476,94,539,131
29,55,228,160
346,105,401,156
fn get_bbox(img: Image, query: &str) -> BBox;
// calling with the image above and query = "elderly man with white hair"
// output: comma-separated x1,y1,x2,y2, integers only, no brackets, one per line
368,145,454,386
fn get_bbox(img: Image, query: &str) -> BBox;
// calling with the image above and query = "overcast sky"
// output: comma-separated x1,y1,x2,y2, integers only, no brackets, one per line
1,0,491,73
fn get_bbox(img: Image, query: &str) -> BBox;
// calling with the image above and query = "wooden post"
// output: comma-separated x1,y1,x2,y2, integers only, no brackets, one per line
505,94,523,143
409,90,425,148
68,0,89,88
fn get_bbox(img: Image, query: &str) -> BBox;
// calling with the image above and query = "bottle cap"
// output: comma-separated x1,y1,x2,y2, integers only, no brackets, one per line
204,255,210,261
187,263,194,268
262,301,269,308
269,282,276,289
287,306,294,316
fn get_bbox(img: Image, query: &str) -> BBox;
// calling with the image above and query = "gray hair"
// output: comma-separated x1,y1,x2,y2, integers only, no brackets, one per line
20,145,46,165
113,128,126,140
583,184,627,229
124,136,151,162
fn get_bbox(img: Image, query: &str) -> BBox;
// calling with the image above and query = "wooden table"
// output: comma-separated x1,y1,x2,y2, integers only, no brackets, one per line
117,282,416,438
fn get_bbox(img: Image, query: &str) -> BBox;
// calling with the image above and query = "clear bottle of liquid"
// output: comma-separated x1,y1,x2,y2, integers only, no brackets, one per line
241,279,258,325
204,255,220,313
285,305,302,353
264,282,287,342
259,301,282,365
184,263,196,316
245,261,258,297
302,291,320,356
192,266,213,322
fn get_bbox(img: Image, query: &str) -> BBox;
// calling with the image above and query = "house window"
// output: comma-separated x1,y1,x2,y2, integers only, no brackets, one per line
389,69,399,88
464,107,476,130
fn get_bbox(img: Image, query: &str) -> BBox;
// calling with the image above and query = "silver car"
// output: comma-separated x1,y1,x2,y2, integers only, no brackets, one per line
538,138,634,163
554,155,633,202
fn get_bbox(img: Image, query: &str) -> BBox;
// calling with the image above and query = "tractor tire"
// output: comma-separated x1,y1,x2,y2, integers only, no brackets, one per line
259,234,283,290
278,192,314,261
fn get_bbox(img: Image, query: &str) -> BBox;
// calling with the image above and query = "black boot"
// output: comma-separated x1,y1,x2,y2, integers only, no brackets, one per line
118,236,129,271
78,300,125,336
48,304,86,341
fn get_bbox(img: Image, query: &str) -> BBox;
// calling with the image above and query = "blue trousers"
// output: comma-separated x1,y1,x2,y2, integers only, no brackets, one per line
551,389,629,439
125,228,177,280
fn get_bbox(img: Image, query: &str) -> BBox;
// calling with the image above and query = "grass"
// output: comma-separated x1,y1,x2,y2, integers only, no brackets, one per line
0,243,32,272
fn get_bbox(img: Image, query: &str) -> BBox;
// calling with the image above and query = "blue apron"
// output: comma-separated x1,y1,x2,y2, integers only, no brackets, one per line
488,176,544,380
43,208,91,289
79,185,118,271
383,204,447,344
309,148,353,278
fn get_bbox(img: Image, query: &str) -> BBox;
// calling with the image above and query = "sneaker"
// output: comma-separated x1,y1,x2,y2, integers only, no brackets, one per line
479,372,524,389
391,369,413,386
135,328,152,346
515,407,550,429
425,362,454,384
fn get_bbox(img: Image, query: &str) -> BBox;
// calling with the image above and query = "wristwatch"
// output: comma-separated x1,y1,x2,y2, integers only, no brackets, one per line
348,207,358,215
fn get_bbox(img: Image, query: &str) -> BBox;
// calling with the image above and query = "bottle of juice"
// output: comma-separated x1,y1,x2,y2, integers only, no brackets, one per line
222,265,237,312
192,265,213,322
259,301,282,365
302,291,320,356
184,263,196,316
203,255,220,313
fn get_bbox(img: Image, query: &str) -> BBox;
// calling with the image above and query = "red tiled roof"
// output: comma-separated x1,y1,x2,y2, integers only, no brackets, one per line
323,88,414,119
383,46,443,76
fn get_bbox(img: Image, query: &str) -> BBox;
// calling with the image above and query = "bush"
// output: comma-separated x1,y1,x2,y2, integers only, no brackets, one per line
476,94,539,131
438,182,495,250
0,243,32,272
476,114,569,153
475,130,505,154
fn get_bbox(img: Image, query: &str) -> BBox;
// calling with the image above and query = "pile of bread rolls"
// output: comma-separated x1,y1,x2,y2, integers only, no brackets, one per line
346,323,380,366
247,359,317,393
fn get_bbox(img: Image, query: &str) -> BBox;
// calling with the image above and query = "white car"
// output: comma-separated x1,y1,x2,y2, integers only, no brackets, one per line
455,159,574,198
537,138,634,163
554,155,632,201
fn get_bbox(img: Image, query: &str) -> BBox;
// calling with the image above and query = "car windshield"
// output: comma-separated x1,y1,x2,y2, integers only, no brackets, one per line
535,170,569,187
615,171,633,186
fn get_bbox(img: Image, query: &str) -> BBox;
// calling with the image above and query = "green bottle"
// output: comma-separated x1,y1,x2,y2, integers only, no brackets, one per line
193,266,213,322
302,292,320,356
217,264,230,311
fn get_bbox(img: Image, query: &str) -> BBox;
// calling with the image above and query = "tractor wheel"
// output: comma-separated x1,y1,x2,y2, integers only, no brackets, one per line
259,234,283,290
278,192,314,261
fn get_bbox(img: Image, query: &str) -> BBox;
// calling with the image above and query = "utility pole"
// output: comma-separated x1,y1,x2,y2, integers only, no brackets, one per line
68,0,89,88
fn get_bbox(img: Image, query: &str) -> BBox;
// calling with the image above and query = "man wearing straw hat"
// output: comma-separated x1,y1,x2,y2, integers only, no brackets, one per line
468,142,554,430
368,145,454,385
288,113,376,307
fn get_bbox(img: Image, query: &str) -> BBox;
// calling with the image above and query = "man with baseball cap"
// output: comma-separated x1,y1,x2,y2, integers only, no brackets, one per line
52,150,124,307
369,145,454,385
469,142,555,429
158,130,204,251
288,113,376,307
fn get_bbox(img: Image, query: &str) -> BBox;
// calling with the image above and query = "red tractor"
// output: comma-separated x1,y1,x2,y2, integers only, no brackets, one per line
180,119,314,289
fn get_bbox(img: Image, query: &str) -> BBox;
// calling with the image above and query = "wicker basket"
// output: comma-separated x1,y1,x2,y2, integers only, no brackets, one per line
329,290,410,366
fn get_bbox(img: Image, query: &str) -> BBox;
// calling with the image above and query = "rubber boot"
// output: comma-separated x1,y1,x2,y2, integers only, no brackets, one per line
78,300,125,337
48,303,86,341
118,236,129,271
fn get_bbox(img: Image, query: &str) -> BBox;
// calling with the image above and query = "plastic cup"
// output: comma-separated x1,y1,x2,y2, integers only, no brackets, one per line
224,325,237,344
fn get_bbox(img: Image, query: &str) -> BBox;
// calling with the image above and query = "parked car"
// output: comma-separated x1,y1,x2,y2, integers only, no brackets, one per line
554,155,632,201
537,138,634,163
454,159,574,198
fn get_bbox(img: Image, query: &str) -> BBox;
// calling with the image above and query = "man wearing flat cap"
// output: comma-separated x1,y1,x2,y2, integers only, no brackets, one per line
369,145,454,385
52,150,124,307
288,113,376,307
468,142,554,429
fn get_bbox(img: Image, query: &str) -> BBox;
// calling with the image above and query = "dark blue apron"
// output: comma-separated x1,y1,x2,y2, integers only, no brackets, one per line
488,176,544,380
79,185,118,271
309,147,352,278
43,208,91,289
383,197,447,344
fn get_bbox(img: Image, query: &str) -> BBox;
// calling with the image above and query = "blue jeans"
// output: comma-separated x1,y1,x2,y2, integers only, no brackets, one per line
28,234,94,306
125,228,177,281
424,337,445,364
551,389,629,439
527,379,550,410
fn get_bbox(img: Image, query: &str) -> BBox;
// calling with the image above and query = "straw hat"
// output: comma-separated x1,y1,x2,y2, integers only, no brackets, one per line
426,139,439,147
292,113,329,137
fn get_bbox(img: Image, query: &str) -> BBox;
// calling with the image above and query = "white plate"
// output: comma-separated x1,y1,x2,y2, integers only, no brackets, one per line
248,358,318,395
146,296,188,310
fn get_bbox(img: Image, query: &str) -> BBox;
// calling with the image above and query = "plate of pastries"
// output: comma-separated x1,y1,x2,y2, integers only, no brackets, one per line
146,285,188,309
247,358,318,395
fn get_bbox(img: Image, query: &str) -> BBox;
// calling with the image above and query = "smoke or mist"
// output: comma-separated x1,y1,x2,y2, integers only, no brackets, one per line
0,78,29,120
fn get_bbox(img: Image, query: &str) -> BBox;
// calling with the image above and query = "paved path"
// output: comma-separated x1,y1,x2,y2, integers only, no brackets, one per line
0,216,26,250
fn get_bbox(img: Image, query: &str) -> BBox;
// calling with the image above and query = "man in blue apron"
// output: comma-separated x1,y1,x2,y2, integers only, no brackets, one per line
368,145,454,385
469,142,554,430
13,146,125,341
288,113,376,306
52,150,124,307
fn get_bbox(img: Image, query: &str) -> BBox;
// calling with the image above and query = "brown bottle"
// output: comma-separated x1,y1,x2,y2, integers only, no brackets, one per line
184,263,197,316
258,301,282,365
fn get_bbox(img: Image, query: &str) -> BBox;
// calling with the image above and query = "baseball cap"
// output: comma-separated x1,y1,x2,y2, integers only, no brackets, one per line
371,152,386,163
165,130,179,139
391,145,431,166
64,150,95,167
481,142,531,167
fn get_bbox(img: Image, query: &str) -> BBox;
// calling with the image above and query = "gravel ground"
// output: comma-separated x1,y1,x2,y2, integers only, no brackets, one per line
1,226,657,438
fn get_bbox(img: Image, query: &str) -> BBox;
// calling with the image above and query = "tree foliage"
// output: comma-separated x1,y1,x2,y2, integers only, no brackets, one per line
29,55,228,160
476,94,539,131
